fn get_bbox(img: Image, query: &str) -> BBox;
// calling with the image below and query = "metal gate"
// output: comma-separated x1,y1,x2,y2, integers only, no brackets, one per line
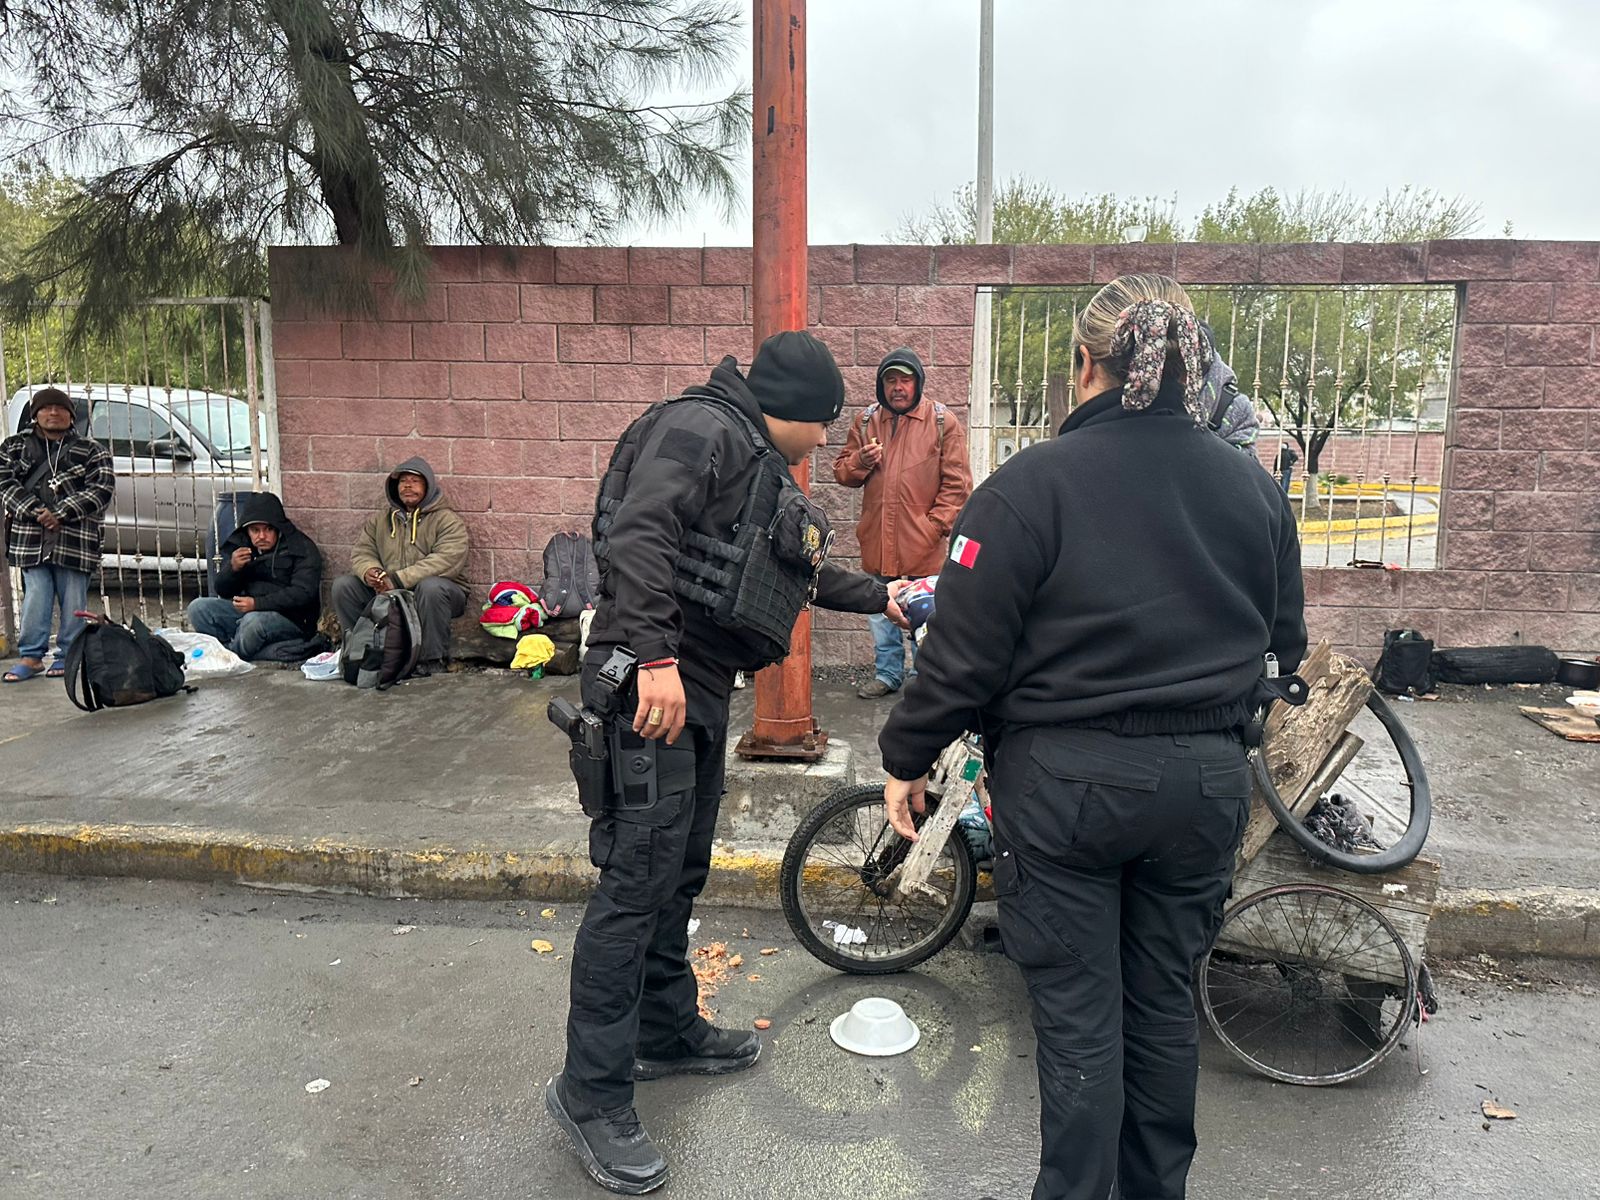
0,298,278,654
972,282,1457,570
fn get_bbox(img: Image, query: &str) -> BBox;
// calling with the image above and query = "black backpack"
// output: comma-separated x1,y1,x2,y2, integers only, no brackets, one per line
340,590,422,689
1374,629,1436,695
539,531,600,619
64,615,192,711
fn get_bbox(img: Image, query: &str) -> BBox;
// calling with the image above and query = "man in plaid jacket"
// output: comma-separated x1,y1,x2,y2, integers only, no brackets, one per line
1,388,115,682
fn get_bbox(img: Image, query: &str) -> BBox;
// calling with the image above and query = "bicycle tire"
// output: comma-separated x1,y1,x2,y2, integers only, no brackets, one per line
1200,882,1416,1086
779,784,977,975
1253,691,1431,874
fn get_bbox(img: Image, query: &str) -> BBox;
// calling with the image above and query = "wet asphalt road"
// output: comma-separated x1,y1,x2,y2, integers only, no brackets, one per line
3,876,1597,1200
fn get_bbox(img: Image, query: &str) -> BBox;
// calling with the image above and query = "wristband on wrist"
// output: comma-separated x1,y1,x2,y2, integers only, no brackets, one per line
640,657,678,670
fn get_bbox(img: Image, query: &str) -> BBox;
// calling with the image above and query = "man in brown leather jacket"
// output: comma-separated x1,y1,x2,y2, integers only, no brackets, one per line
833,347,972,698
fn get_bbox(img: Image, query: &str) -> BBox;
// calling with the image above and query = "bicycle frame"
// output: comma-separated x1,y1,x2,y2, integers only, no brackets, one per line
893,734,986,902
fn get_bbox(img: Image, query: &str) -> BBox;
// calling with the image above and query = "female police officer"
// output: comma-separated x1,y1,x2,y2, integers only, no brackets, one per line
546,330,904,1195
878,275,1306,1200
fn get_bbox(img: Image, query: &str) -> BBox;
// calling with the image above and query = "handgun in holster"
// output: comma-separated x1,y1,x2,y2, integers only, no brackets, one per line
546,646,639,818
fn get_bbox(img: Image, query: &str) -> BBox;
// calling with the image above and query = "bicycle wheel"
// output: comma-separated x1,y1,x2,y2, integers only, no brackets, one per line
1254,691,1432,874
779,784,977,975
1199,883,1416,1085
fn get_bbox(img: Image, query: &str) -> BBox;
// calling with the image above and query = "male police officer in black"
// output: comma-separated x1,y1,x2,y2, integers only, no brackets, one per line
546,330,904,1194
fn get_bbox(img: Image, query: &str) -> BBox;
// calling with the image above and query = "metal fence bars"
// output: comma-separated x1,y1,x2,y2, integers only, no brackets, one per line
0,298,277,650
971,283,1457,570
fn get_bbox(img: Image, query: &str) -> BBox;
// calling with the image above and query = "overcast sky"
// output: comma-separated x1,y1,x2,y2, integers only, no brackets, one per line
625,0,1600,245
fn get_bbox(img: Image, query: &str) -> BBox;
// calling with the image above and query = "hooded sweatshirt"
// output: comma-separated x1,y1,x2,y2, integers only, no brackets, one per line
213,492,324,634
832,347,972,577
350,456,469,589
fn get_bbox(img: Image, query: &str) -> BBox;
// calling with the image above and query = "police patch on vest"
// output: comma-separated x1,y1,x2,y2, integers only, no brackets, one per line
802,520,823,565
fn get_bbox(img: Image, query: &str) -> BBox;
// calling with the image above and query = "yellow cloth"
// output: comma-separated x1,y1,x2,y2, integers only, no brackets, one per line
511,634,556,671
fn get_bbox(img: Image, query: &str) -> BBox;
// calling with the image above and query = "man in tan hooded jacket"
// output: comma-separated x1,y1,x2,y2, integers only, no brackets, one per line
332,456,470,672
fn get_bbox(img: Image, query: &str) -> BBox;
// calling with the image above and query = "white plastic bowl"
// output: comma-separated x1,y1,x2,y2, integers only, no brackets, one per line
829,997,921,1057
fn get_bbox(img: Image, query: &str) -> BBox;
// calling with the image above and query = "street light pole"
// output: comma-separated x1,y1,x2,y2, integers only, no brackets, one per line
739,0,824,760
969,0,996,481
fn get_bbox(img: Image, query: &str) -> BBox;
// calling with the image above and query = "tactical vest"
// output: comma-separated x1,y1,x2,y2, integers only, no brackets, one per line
593,395,834,671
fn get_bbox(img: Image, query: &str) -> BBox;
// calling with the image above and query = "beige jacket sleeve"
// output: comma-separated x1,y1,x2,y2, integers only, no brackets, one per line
350,513,386,579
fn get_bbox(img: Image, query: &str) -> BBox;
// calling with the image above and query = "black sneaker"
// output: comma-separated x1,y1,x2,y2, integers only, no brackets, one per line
633,1026,762,1081
544,1077,668,1195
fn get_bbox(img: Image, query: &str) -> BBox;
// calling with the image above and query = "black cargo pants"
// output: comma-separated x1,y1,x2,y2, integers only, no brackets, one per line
558,672,729,1119
990,726,1252,1200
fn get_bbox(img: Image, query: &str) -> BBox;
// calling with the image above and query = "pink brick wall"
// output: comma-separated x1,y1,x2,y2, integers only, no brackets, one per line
268,240,1600,665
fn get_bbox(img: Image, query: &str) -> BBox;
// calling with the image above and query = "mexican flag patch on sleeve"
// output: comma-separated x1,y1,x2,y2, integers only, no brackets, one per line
949,534,981,569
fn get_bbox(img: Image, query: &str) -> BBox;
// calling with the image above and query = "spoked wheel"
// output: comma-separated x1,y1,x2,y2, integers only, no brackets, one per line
1199,883,1416,1085
779,784,977,974
1254,691,1432,874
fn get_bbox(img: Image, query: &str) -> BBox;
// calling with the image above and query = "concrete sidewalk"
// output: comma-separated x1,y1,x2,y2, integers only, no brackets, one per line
2,664,1598,957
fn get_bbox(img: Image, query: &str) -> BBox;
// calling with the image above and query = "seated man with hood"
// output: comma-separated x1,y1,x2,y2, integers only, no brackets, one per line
331,456,469,675
187,493,324,660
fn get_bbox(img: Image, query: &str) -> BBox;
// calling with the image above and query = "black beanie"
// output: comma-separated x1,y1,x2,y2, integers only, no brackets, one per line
747,331,845,423
28,387,75,420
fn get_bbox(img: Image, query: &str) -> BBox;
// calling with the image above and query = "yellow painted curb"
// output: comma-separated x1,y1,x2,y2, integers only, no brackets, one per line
1289,484,1441,498
4,824,1600,957
1298,512,1440,536
0,821,786,905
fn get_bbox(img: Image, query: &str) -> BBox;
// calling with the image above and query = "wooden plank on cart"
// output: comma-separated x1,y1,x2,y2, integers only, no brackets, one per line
1237,643,1375,869
1220,833,1441,986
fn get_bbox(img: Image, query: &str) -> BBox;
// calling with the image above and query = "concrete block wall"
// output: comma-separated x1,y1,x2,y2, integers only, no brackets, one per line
268,239,1600,665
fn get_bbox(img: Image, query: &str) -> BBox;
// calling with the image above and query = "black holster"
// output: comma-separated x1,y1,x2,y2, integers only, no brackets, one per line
548,647,641,818
606,725,699,819
550,695,613,818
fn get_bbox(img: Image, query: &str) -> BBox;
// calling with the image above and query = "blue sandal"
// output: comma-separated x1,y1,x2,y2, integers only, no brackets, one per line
45,661,66,679
3,662,42,683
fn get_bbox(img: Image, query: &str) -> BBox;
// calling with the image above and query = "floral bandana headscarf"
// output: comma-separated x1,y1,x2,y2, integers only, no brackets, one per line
1109,301,1213,423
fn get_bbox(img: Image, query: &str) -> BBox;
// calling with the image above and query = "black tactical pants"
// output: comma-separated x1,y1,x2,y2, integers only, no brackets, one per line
990,726,1252,1200
559,684,729,1119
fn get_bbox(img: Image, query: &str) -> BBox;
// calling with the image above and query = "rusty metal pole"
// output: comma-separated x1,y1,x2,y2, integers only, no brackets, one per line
738,0,824,760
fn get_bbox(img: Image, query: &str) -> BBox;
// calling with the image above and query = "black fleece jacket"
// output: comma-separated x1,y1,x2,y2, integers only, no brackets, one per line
879,381,1307,781
587,356,889,724
214,492,324,635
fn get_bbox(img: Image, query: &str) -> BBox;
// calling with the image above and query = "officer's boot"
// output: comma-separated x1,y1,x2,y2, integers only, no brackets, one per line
544,1077,668,1195
632,1025,762,1081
